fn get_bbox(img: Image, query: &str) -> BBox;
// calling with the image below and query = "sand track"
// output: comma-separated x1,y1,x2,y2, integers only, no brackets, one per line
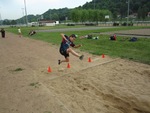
0,32,150,113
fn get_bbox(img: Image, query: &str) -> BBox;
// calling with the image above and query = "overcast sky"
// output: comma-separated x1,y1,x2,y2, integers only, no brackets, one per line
0,0,92,20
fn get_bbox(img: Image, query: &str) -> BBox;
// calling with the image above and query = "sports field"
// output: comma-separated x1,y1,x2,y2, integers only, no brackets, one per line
0,29,150,113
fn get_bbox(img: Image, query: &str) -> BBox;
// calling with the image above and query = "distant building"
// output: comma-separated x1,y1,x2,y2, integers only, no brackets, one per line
38,20,59,26
28,22,38,27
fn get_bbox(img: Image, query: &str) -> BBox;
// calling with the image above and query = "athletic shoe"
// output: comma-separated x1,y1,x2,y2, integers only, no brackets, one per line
58,60,61,65
79,55,84,60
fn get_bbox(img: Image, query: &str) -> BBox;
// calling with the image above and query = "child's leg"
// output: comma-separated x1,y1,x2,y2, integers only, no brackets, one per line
61,57,69,63
58,48,84,65
67,48,80,57
58,57,69,64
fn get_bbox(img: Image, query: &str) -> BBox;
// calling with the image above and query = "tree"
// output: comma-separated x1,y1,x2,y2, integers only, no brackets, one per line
71,9,81,22
70,9,112,24
10,20,17,25
137,6,148,20
80,9,89,23
88,9,95,22
141,5,148,20
53,13,59,20
137,7,142,19
2,20,10,25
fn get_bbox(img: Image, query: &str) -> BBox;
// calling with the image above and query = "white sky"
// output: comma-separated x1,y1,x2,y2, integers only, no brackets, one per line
0,0,92,20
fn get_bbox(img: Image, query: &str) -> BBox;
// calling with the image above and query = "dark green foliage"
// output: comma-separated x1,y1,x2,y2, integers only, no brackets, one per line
70,9,111,23
8,0,149,25
82,0,150,19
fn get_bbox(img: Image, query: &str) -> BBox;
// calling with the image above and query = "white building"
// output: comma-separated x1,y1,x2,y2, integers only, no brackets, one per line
38,20,59,26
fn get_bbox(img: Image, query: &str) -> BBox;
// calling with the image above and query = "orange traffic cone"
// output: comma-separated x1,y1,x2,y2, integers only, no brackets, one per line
48,66,52,72
67,63,71,68
102,54,105,58
88,57,92,62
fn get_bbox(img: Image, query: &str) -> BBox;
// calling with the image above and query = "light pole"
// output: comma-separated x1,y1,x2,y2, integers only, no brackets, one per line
94,0,95,9
127,0,130,26
0,7,2,25
22,8,25,25
24,0,28,26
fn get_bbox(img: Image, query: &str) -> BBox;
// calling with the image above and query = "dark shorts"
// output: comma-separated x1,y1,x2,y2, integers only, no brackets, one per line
1,32,5,38
59,48,69,58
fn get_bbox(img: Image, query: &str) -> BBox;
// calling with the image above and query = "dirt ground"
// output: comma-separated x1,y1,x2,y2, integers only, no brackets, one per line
0,30,150,113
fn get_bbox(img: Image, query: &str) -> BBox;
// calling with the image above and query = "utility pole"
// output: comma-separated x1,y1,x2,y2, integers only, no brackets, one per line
24,0,28,26
22,8,25,25
0,7,2,25
127,0,130,26
94,0,95,9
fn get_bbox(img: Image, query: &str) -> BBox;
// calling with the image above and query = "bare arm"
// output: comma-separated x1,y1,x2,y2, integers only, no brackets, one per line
74,44,82,48
61,33,68,42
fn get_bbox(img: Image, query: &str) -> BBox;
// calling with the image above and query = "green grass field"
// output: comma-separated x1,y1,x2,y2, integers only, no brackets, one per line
5,25,150,64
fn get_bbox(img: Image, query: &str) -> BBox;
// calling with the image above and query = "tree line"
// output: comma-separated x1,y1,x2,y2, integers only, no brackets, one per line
1,0,149,25
70,9,111,23
82,0,150,20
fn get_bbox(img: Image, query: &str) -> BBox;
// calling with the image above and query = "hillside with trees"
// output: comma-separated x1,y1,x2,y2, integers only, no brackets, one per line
41,0,150,22
82,0,150,20
1,0,150,25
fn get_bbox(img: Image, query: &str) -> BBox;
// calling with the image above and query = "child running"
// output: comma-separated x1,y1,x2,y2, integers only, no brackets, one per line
58,33,84,65
18,27,22,37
